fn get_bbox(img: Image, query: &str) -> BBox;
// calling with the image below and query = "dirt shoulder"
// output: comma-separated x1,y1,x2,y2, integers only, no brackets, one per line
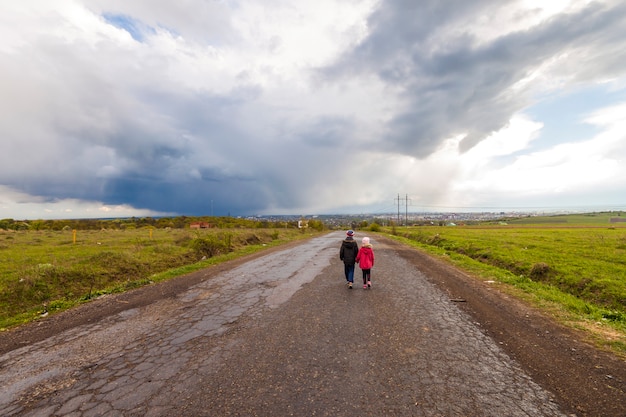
2,235,624,416
382,236,626,417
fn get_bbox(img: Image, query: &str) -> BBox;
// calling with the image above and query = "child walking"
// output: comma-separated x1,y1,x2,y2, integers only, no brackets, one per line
340,230,359,289
356,237,374,289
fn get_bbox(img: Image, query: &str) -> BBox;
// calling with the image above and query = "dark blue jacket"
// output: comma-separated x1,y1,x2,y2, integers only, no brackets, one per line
340,237,359,265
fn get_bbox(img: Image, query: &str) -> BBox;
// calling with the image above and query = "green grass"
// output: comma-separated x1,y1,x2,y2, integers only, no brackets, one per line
382,221,626,356
0,227,316,330
505,211,626,225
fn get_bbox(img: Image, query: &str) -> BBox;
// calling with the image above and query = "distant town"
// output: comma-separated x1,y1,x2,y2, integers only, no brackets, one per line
2,209,624,231
246,208,625,228
247,211,561,228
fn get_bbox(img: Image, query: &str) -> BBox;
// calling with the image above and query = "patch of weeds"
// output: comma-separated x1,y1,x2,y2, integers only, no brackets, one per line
189,235,230,258
608,340,626,355
48,299,74,312
124,278,153,290
174,234,193,246
602,310,625,323
530,262,551,280
242,233,261,245
87,251,143,277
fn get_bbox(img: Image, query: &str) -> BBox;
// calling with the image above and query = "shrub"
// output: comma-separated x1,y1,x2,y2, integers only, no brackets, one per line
530,262,551,280
189,235,231,258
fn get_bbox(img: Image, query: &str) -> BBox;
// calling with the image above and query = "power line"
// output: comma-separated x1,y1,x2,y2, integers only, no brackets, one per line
394,194,411,225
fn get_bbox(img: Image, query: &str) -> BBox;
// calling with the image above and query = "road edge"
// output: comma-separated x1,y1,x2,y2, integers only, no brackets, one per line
380,235,625,417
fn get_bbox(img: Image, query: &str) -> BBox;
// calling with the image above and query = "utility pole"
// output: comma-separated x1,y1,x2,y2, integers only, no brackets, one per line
406,193,410,226
395,194,401,225
395,194,411,226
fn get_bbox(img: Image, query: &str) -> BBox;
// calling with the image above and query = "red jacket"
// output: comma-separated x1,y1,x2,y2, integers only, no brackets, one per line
356,245,374,269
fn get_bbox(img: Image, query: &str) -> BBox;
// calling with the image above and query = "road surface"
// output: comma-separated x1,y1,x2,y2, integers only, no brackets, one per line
1,232,624,416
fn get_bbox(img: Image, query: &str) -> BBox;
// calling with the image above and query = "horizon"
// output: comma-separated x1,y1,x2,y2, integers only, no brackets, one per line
4,207,626,223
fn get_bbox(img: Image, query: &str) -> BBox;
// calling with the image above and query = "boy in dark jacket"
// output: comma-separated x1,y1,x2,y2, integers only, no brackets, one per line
340,230,359,289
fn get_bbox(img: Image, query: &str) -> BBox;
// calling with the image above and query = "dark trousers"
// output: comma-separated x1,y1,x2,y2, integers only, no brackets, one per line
344,263,355,283
361,268,371,284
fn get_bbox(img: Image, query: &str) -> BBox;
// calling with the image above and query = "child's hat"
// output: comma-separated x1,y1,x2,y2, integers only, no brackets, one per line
362,237,370,245
346,230,354,236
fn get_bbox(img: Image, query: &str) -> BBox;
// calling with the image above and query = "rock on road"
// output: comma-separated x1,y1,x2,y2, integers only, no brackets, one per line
0,232,622,416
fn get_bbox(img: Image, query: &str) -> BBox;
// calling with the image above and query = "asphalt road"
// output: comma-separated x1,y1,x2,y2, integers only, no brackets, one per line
1,232,572,416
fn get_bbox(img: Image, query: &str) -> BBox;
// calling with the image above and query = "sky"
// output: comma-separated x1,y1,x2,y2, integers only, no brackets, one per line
1,0,626,219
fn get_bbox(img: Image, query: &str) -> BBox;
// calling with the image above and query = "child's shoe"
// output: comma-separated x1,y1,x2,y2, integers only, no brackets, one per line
348,282,352,289
363,284,367,289
367,281,372,288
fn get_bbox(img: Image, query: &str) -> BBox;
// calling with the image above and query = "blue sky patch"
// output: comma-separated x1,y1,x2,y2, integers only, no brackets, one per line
103,13,153,42
525,85,626,151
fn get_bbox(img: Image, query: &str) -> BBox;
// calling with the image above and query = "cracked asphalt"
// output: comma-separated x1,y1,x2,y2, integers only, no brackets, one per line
0,231,619,416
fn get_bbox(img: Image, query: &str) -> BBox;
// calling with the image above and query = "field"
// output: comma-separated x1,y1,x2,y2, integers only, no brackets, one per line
381,212,626,354
0,224,315,329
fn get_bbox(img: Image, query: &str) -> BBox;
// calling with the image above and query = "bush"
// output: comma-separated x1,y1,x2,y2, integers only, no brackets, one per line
530,262,551,280
190,236,230,258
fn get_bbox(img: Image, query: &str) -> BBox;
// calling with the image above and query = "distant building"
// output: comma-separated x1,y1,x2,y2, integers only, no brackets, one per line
190,222,211,229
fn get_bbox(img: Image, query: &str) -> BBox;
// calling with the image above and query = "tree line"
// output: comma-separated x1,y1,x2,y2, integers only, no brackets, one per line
0,216,326,231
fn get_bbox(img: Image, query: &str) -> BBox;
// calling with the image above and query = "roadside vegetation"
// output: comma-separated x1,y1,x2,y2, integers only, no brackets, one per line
0,216,324,330
373,211,626,356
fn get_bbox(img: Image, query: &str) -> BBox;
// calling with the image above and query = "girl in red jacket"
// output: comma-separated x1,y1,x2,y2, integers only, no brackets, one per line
355,237,374,289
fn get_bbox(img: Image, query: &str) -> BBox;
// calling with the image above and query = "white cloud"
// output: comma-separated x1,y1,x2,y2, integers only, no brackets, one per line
440,104,626,208
0,185,166,220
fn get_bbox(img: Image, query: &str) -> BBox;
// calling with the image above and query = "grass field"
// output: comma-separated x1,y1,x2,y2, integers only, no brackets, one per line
381,213,626,355
506,211,626,226
0,226,314,330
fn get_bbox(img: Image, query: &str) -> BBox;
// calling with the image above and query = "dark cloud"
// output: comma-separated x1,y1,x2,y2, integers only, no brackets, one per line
100,177,267,216
298,116,356,148
322,0,626,156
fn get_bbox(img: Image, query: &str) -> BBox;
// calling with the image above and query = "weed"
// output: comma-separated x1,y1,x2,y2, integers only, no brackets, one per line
530,262,551,280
